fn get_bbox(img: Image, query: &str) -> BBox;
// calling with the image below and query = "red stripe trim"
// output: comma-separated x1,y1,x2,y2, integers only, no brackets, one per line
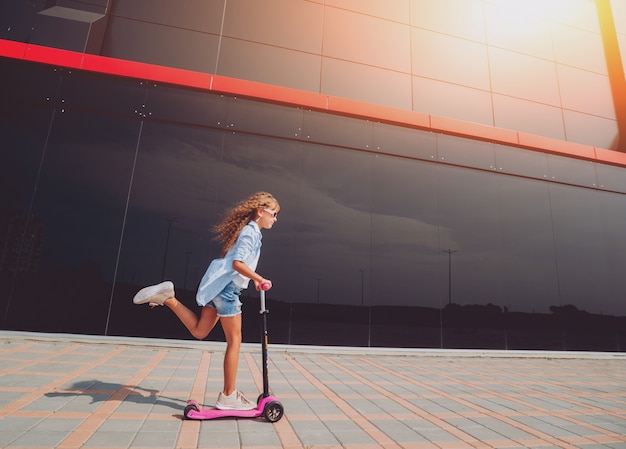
2,39,625,168
0,39,27,59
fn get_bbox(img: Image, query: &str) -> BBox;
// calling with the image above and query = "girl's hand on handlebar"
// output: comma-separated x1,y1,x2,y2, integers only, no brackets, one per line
255,279,272,291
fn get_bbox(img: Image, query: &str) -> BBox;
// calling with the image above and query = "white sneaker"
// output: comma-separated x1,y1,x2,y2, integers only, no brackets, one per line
215,390,255,410
133,281,175,306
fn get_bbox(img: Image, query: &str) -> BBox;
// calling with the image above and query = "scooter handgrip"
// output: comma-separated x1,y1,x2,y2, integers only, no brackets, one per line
261,283,270,290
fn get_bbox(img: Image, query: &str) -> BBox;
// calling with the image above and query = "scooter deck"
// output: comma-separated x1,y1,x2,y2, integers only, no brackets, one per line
184,396,283,421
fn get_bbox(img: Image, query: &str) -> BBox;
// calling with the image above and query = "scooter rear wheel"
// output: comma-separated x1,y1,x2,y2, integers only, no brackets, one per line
263,400,284,422
184,403,199,419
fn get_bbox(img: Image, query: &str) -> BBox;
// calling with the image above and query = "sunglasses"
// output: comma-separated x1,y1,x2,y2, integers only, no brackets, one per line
263,208,279,218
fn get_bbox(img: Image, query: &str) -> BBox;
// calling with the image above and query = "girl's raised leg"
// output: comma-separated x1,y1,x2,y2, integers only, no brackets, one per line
164,298,219,340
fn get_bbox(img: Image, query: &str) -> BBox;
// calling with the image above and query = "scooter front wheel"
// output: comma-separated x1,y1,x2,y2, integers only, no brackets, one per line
184,403,199,419
263,400,284,422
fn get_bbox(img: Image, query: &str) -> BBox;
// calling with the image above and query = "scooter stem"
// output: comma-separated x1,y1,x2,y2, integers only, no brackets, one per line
260,284,270,397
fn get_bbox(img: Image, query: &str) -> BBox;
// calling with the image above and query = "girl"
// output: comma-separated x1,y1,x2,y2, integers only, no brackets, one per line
132,192,280,410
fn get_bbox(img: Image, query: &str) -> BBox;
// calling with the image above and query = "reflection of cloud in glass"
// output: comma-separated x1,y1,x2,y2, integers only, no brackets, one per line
132,128,222,231
373,213,445,308
289,153,450,307
56,122,226,284
291,184,371,306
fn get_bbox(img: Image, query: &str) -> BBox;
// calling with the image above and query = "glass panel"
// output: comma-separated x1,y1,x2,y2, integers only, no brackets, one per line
372,122,437,161
436,166,505,349
289,144,373,346
102,17,219,73
494,144,549,180
221,0,323,52
321,58,413,109
495,176,562,350
437,133,496,171
0,59,58,213
598,191,626,351
10,109,140,334
146,82,229,128
225,97,304,139
489,47,561,106
111,122,223,338
410,0,485,42
595,162,626,193
493,94,565,140
370,155,441,348
411,27,490,89
484,1,553,59
0,59,60,331
412,76,494,126
0,0,46,42
301,109,372,149
60,69,147,117
549,184,613,350
546,153,598,187
110,0,223,33
557,64,612,114
324,7,411,72
563,110,618,151
219,38,323,92
1,56,64,106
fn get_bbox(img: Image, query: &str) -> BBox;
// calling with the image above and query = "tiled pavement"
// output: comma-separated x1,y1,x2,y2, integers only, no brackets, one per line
1,331,625,449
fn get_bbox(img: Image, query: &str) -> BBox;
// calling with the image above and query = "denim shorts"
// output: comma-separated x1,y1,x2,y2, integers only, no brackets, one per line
205,281,242,317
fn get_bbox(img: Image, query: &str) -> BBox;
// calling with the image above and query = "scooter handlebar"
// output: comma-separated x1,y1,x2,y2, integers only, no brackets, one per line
260,283,270,313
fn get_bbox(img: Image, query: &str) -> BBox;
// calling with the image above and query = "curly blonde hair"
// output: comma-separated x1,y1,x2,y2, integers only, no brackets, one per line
213,192,280,257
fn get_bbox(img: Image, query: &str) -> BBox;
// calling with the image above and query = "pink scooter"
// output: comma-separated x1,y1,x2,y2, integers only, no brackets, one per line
183,284,284,423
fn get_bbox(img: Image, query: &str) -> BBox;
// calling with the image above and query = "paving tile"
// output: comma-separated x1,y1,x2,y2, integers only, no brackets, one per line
239,427,282,447
303,397,343,414
0,391,26,407
97,418,144,432
415,426,462,443
0,416,43,431
8,430,71,447
131,430,179,448
84,430,136,448
472,416,536,440
197,429,240,448
31,417,84,432
331,428,377,445
0,430,23,447
370,418,430,443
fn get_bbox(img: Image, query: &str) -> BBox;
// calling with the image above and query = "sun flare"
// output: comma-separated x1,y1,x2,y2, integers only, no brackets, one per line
484,0,591,25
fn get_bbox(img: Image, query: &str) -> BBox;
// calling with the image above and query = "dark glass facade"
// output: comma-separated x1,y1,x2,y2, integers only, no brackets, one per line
1,57,625,351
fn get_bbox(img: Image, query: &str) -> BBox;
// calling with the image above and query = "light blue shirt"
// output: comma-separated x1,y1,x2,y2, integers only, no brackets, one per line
196,221,262,306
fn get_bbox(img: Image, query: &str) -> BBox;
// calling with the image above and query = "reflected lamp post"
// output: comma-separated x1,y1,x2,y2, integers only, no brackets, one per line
442,249,457,305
